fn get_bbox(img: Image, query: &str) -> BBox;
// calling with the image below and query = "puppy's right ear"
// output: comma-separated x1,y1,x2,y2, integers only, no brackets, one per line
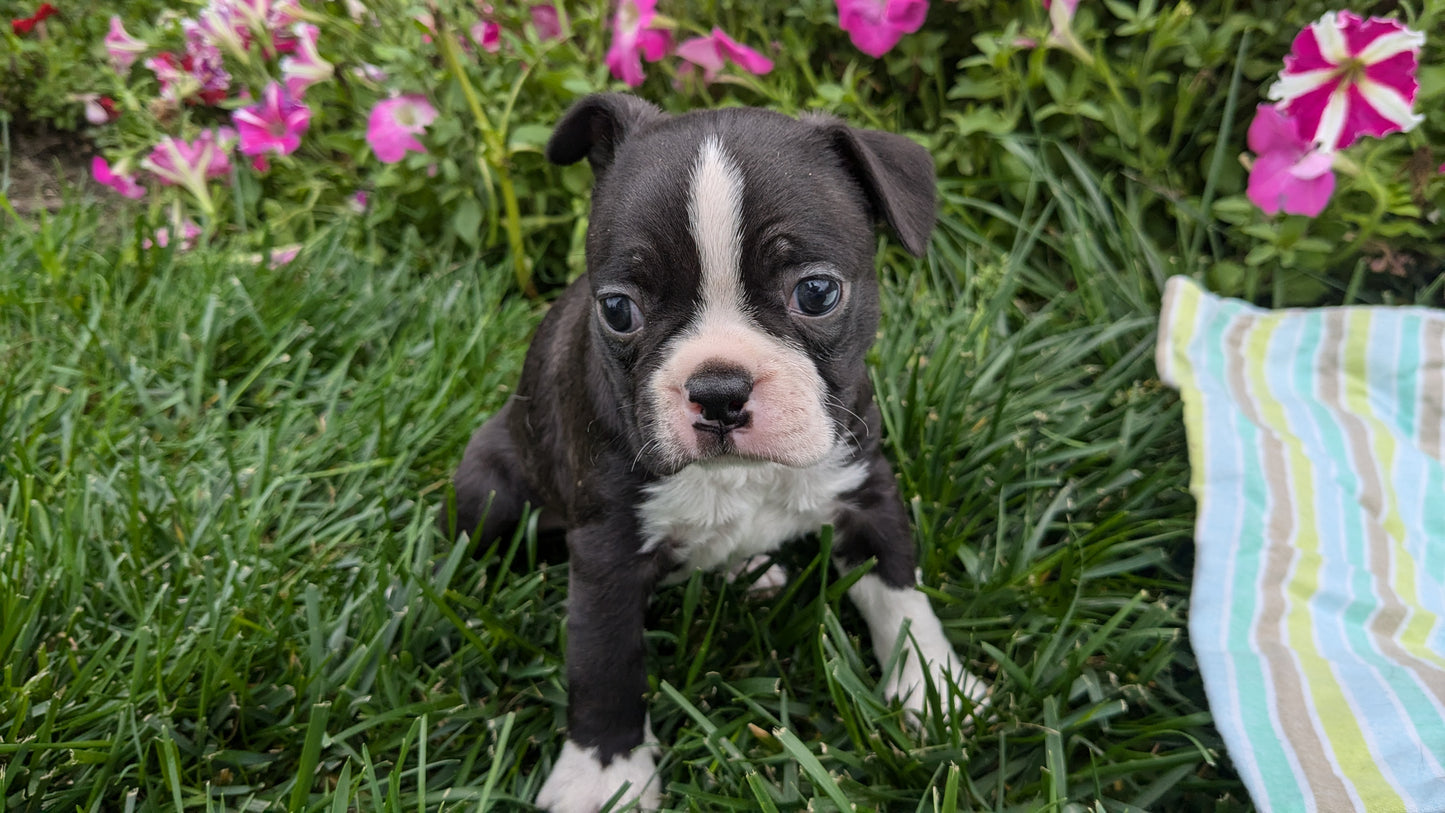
545,93,665,177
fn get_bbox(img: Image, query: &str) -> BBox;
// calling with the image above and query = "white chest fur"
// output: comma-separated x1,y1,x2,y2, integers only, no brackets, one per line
638,446,869,577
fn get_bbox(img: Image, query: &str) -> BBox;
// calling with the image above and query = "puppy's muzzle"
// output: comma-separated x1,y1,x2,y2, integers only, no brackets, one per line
686,365,752,436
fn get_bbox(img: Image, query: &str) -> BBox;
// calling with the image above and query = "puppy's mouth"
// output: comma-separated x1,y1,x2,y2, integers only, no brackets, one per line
689,415,748,457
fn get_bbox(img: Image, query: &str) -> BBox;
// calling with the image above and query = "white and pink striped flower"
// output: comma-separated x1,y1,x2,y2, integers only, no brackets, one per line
141,128,234,214
281,22,333,97
105,16,148,73
1266,11,1424,151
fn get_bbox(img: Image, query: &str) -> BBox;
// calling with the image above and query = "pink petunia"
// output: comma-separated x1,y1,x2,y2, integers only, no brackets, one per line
471,20,502,53
1266,11,1425,150
675,28,773,83
1246,104,1336,217
281,22,333,98
145,53,197,105
144,218,203,251
531,4,562,41
836,0,928,58
77,94,120,125
606,0,672,87
182,19,233,105
92,156,146,199
1040,0,1089,62
194,2,251,62
105,16,148,72
233,81,311,157
366,95,438,163
141,128,233,214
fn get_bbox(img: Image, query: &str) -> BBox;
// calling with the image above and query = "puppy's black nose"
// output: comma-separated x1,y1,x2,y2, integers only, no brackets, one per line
686,367,753,428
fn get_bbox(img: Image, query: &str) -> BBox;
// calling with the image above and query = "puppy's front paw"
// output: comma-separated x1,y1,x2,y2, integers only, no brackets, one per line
884,638,990,724
536,740,660,813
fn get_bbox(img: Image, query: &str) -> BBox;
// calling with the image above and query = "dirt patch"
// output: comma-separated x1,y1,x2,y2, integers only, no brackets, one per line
3,120,98,215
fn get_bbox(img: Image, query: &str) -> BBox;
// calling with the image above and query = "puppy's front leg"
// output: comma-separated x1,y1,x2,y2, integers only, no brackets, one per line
835,455,990,721
536,523,661,813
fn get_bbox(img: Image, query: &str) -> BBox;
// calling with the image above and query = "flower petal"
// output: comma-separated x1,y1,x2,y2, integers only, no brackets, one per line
1248,149,1335,216
1351,19,1423,62
1353,78,1424,136
1311,11,1351,64
1267,68,1337,104
714,28,773,76
1361,51,1421,102
1312,84,1352,149
1247,104,1305,155
1288,149,1334,180
885,0,929,32
637,28,671,61
676,35,724,82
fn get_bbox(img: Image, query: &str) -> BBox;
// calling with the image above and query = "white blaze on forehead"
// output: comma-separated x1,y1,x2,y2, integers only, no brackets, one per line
642,133,835,472
687,136,746,316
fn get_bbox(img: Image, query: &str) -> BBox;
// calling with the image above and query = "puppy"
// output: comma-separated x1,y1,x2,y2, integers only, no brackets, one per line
442,93,988,812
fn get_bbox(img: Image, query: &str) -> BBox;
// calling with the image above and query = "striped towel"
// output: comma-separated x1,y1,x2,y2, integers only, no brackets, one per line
1156,276,1445,813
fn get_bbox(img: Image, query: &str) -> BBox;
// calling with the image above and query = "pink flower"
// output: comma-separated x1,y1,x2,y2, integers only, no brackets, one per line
281,23,333,97
144,219,202,251
366,95,438,163
1041,0,1090,62
836,0,927,58
182,20,233,105
227,0,301,56
105,16,148,72
1246,104,1336,217
471,21,501,53
194,3,251,62
268,245,301,268
77,94,120,125
1267,11,1424,151
233,81,311,157
351,63,388,84
606,0,672,87
349,190,369,212
92,156,146,199
531,4,562,41
676,28,773,83
146,48,229,108
145,53,197,105
141,128,234,214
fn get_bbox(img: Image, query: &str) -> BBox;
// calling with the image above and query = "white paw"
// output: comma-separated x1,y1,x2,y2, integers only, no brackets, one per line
846,573,991,725
535,739,660,813
883,636,991,723
726,555,788,597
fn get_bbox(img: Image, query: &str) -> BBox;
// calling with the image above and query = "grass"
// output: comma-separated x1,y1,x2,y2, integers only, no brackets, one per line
1,139,1247,810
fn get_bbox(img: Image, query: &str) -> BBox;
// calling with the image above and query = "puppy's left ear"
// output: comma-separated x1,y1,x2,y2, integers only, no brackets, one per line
823,125,937,257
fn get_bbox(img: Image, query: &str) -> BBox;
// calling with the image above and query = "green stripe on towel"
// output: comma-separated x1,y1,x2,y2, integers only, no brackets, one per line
1157,276,1445,813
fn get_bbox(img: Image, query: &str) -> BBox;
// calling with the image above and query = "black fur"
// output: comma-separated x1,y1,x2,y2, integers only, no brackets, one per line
441,94,937,765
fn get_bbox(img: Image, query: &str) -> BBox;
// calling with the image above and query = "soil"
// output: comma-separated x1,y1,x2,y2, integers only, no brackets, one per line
4,119,100,215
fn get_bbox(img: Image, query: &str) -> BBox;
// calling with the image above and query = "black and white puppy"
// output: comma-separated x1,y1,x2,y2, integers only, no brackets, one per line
443,93,988,812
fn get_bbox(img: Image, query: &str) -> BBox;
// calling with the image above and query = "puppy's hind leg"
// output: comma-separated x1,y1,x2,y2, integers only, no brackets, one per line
438,400,535,545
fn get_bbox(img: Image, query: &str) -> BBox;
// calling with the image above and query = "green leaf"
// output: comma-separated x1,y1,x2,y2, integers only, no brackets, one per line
452,195,484,248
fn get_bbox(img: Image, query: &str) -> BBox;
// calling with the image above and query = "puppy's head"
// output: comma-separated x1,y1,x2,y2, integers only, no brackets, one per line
547,93,935,476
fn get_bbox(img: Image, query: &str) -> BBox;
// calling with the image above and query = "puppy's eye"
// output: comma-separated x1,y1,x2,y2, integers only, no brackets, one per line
598,294,643,334
790,277,842,316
